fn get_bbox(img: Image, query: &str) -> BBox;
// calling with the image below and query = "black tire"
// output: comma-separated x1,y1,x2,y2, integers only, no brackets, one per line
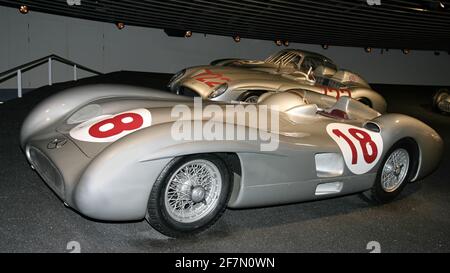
238,91,266,103
356,97,373,108
432,88,449,113
366,141,416,204
147,154,232,238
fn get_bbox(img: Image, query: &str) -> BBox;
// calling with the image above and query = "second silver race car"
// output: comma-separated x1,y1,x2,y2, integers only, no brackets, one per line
169,49,387,112
21,84,442,237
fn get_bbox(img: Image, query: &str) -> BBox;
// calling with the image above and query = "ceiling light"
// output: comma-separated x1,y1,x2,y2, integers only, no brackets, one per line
233,35,241,42
365,47,372,53
184,30,192,38
116,22,125,30
275,40,282,46
402,49,410,54
19,5,29,14
439,1,445,8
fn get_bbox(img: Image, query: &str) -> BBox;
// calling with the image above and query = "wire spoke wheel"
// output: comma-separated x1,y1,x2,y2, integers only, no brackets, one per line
164,159,222,223
381,148,410,192
148,154,231,237
364,141,417,205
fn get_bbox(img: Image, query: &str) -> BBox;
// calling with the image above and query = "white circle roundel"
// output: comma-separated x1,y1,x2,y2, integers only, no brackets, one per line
326,123,383,174
69,108,152,143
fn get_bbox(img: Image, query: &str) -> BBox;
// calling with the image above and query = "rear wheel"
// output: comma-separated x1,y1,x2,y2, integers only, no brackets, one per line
147,154,232,237
367,142,413,204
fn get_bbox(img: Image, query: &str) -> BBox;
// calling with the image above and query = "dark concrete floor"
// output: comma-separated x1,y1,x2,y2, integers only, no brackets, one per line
0,72,449,253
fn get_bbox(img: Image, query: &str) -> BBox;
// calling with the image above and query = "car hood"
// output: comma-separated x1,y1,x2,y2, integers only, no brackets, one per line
54,95,299,158
56,97,196,158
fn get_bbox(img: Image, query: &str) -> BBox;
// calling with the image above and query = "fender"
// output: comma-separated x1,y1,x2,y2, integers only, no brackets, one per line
20,84,188,147
370,113,443,181
73,120,285,221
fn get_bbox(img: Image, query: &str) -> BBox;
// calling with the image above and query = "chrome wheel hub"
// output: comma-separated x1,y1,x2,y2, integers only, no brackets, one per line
164,159,222,223
381,148,410,192
191,186,206,203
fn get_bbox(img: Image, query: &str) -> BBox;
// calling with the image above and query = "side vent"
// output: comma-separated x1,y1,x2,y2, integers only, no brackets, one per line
315,182,344,196
315,153,344,177
363,121,381,133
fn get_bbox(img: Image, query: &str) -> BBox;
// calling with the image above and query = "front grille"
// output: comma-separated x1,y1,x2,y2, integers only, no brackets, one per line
28,147,65,197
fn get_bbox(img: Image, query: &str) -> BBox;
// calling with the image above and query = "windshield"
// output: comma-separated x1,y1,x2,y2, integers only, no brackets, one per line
300,56,337,73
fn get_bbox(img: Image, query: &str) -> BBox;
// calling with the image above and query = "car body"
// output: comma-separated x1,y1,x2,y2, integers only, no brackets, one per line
21,84,442,237
169,49,387,113
432,88,450,114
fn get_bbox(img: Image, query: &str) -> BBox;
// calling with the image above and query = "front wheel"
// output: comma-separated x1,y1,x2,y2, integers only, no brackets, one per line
147,154,232,237
367,142,412,204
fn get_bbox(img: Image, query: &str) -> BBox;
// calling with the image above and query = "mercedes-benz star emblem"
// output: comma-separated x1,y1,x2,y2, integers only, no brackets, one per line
47,137,67,149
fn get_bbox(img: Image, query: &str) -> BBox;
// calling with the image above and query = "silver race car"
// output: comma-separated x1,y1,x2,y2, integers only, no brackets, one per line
432,88,450,114
21,84,442,237
169,49,387,112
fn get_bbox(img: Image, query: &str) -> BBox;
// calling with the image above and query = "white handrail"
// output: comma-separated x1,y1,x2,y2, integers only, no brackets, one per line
17,69,22,98
0,54,102,101
73,64,78,81
48,57,53,86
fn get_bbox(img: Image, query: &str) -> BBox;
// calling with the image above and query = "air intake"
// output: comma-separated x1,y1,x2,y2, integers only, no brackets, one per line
315,182,343,196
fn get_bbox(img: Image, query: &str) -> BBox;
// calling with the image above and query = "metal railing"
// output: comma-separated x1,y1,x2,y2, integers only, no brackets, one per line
0,54,103,98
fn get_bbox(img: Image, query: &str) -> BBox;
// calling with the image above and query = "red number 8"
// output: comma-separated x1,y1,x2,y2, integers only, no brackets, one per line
332,128,378,165
89,113,143,138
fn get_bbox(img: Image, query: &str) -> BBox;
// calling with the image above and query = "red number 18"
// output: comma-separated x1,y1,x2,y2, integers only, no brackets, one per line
332,128,378,165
